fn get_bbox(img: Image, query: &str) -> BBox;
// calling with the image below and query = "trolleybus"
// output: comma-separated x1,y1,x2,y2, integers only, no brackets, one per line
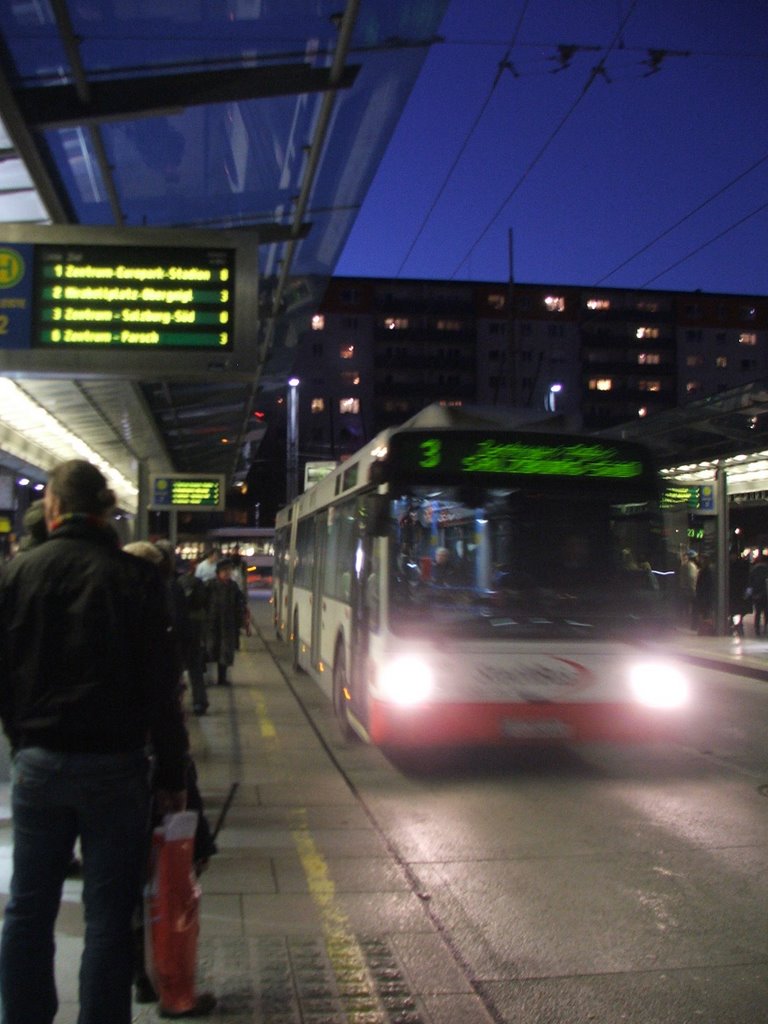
273,405,689,748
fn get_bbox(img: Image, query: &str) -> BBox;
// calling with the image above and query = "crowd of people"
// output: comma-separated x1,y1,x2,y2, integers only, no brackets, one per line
0,459,251,1023
682,545,768,637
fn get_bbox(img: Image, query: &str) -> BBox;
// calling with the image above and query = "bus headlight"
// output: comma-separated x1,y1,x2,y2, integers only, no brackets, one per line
628,661,689,709
378,655,435,707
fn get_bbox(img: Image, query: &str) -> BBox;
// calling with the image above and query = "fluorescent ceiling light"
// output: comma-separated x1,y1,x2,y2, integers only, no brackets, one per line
0,378,137,507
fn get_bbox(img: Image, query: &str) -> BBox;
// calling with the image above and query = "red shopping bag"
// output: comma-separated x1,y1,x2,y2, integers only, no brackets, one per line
144,811,201,1016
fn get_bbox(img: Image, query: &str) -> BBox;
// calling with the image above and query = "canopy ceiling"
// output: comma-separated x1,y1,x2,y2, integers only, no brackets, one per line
0,0,449,496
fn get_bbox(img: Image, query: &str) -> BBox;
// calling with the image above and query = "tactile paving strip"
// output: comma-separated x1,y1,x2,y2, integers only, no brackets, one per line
190,935,427,1023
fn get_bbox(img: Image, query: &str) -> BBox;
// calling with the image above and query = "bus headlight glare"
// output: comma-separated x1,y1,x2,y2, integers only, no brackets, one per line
628,661,689,709
379,655,434,707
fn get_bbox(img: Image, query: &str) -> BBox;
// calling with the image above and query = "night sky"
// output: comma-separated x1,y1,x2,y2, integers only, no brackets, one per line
336,0,768,296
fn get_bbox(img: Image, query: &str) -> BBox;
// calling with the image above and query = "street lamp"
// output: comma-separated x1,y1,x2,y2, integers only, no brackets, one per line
286,376,300,503
546,382,563,413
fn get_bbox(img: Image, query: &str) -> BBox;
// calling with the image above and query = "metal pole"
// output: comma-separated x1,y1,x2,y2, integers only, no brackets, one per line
137,459,150,541
715,467,728,636
168,508,178,549
286,377,299,503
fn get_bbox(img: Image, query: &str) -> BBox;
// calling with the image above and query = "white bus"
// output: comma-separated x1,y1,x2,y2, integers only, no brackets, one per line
273,405,690,748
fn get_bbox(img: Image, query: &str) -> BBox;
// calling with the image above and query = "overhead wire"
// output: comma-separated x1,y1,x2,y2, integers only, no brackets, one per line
594,151,768,285
394,0,533,278
639,198,768,287
449,0,642,278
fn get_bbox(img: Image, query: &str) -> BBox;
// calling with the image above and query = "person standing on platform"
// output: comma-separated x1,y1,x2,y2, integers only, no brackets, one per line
194,546,219,584
204,558,246,686
177,559,210,715
747,553,768,636
0,459,188,1024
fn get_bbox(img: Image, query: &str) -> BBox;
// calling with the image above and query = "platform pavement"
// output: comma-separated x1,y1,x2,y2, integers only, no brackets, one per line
0,595,497,1024
653,627,768,681
0,598,765,1024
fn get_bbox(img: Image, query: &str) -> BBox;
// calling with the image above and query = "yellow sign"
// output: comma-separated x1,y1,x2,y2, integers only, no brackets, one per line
0,249,25,289
149,474,225,511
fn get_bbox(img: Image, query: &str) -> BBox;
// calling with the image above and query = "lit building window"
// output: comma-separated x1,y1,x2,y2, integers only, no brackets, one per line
586,298,610,310
588,378,612,391
638,406,648,417
339,397,359,414
636,326,660,339
339,344,355,360
340,371,360,385
487,293,506,311
638,380,661,392
716,356,728,368
739,332,757,346
686,381,701,393
686,354,703,367
384,317,409,330
311,314,325,331
637,352,660,365
311,398,325,413
741,306,757,320
436,319,462,331
544,296,565,313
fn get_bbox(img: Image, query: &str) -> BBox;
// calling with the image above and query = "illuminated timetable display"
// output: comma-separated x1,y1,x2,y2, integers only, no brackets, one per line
150,474,225,511
385,431,654,487
33,243,235,349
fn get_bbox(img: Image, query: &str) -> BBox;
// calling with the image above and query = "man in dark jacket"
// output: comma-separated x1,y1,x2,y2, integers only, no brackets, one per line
204,558,246,686
0,459,188,1024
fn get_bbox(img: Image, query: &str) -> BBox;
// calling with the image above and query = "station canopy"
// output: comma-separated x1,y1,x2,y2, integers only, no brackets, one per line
601,379,768,493
0,0,449,506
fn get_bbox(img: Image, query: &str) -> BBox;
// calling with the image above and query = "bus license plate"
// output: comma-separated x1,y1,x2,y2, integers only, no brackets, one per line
501,719,570,739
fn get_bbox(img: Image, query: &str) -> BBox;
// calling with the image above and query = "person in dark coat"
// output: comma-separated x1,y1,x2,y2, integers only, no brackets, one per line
204,558,246,686
17,498,48,552
176,559,210,715
0,459,188,1024
121,539,216,1012
747,553,768,636
728,550,751,636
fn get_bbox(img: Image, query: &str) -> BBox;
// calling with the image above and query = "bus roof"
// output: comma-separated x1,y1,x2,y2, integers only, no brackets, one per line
274,405,658,525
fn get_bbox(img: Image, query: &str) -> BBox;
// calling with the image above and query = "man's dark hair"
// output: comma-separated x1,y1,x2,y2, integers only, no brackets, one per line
47,459,116,517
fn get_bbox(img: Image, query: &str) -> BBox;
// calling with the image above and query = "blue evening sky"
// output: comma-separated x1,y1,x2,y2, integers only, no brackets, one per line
335,0,768,296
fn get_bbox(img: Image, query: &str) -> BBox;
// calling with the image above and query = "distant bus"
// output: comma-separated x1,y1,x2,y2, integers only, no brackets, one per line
273,405,690,749
205,526,274,588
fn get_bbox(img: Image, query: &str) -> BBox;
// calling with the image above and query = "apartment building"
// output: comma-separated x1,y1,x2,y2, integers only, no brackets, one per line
291,275,768,459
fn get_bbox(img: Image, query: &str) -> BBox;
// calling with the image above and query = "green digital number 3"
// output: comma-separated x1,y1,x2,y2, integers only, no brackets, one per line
419,438,441,468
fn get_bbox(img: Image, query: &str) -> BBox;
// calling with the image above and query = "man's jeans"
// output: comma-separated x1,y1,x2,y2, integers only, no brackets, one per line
0,747,152,1024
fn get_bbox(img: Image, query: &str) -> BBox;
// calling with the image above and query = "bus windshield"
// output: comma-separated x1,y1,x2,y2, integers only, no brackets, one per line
388,483,672,640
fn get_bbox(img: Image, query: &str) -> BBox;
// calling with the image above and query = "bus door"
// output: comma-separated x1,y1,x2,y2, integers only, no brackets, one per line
310,510,327,669
347,532,377,728
272,526,286,636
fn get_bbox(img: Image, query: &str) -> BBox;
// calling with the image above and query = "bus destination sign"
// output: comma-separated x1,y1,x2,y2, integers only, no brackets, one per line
33,243,235,350
150,474,225,511
387,432,647,482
